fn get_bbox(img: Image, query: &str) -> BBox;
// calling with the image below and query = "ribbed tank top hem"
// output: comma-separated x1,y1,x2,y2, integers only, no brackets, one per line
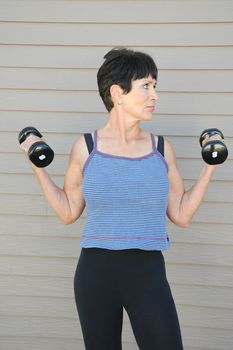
80,238,170,251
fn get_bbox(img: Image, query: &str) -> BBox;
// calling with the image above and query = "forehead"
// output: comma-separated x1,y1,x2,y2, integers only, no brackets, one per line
132,76,157,84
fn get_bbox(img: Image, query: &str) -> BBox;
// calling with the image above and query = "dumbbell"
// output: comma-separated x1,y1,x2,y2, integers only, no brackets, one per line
199,128,228,165
18,126,54,168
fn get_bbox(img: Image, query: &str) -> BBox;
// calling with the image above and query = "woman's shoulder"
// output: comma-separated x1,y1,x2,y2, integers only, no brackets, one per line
70,133,94,171
162,137,177,168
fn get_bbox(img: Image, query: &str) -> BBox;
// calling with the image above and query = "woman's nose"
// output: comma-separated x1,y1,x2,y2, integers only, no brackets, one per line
151,88,159,101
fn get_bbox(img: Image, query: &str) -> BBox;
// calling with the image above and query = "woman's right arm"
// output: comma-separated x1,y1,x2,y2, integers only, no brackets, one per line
20,135,86,224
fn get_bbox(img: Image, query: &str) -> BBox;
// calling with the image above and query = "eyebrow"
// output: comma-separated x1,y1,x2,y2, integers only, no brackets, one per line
143,79,157,85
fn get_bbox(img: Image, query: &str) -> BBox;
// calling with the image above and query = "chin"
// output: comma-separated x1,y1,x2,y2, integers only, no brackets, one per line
141,113,153,121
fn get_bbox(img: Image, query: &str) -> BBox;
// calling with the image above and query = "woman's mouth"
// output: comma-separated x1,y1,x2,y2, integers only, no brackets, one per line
146,106,155,111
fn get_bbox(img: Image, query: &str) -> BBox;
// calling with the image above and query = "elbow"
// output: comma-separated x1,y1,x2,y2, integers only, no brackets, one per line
176,220,190,228
59,214,77,225
175,215,192,228
61,219,73,225
169,213,191,228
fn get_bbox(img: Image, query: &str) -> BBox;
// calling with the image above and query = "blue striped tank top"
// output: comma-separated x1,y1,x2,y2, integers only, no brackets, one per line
81,130,170,251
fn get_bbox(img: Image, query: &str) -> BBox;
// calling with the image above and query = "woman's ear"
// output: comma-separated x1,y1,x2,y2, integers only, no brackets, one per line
110,85,123,105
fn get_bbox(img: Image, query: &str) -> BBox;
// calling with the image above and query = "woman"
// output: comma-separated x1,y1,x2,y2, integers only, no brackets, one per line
20,48,217,350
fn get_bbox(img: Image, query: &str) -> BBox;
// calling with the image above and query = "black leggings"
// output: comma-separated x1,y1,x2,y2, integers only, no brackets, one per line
74,248,183,350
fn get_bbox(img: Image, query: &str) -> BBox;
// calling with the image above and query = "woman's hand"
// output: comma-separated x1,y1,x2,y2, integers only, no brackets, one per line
19,134,46,155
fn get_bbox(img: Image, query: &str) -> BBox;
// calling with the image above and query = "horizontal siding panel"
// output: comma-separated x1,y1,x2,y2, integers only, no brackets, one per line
1,111,233,136
1,22,233,46
0,275,73,298
0,256,76,277
178,305,233,330
1,46,233,69
176,159,232,181
193,201,233,224
166,264,233,288
0,316,80,338
159,70,233,92
0,194,52,216
182,326,233,350
1,90,233,115
1,68,233,92
166,242,233,267
0,337,85,350
0,111,107,133
0,295,76,318
1,0,232,23
0,67,98,91
169,222,233,245
0,174,64,194
172,284,233,309
0,235,80,257
191,179,233,203
0,214,83,237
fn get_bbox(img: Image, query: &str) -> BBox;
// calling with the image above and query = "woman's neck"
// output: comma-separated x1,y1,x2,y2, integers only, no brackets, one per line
103,111,143,144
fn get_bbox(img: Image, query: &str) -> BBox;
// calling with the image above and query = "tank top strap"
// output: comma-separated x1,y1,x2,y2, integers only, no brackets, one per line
157,135,164,157
84,131,96,155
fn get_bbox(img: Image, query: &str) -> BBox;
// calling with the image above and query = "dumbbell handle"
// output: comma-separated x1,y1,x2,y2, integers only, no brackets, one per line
18,126,43,144
199,128,224,147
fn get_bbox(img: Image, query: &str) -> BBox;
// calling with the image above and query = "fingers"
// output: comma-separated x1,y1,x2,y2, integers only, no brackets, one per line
19,134,42,153
201,134,223,146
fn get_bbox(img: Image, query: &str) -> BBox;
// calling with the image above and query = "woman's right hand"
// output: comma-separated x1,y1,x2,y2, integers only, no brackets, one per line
19,134,46,155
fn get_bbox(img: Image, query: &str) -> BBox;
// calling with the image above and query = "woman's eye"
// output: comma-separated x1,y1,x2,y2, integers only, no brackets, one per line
143,83,149,89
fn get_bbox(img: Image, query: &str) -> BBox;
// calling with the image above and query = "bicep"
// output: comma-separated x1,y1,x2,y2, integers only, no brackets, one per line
63,137,86,221
164,139,186,225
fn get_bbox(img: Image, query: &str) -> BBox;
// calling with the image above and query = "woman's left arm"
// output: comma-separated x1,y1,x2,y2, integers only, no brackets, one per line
165,138,216,227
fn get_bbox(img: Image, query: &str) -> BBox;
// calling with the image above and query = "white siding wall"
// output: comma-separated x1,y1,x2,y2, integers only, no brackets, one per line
0,1,233,349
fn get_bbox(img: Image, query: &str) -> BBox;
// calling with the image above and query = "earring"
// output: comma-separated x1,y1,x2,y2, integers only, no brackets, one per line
117,101,122,105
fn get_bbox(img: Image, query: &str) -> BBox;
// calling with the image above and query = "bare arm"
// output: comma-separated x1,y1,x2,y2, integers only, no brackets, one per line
20,135,86,224
165,138,216,227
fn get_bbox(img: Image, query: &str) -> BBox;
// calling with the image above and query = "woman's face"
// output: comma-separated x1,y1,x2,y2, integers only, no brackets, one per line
120,75,158,120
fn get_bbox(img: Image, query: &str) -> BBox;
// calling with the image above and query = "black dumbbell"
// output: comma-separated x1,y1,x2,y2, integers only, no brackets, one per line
199,128,228,165
18,126,54,168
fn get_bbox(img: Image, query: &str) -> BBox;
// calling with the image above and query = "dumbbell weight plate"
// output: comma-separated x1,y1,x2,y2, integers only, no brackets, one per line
201,140,228,165
28,141,54,168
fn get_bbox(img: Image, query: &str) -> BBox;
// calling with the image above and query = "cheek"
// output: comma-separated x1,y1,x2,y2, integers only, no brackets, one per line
122,90,147,111
130,91,147,105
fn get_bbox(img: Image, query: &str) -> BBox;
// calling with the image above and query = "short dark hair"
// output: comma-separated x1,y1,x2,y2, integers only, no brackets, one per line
97,48,158,112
